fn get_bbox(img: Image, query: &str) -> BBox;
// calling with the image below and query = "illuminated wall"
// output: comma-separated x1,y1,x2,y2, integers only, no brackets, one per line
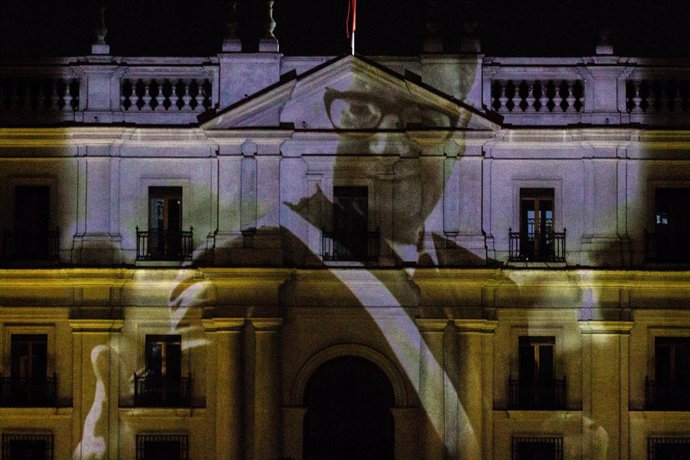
1,33,690,460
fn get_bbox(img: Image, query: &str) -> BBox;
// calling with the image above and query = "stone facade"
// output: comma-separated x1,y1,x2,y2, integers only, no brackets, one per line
1,15,690,460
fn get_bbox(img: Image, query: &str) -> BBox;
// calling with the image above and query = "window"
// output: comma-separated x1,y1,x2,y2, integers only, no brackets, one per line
647,337,690,409
322,186,379,261
519,336,555,383
509,188,564,262
3,334,55,407
145,334,182,380
6,185,58,260
2,433,54,460
649,188,690,262
137,187,192,261
136,434,188,460
512,436,562,460
509,337,565,409
648,437,690,460
134,335,190,407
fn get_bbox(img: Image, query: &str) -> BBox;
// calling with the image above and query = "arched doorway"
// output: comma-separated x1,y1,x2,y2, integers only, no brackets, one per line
303,356,395,460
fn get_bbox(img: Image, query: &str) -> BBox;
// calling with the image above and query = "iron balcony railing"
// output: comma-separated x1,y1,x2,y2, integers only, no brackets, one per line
508,228,566,262
321,228,380,262
508,377,567,410
1,228,59,260
136,227,193,261
645,377,690,410
133,372,192,407
512,436,563,460
645,230,690,263
0,373,57,407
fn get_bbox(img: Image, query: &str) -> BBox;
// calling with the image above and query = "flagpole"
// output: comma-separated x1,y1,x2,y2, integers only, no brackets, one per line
347,0,356,55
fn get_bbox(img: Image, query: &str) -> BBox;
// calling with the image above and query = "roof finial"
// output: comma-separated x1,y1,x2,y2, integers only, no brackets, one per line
258,0,279,52
222,1,242,52
423,0,443,53
596,27,614,55
91,3,110,55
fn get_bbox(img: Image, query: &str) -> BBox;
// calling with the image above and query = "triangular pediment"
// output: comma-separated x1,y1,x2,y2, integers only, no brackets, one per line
200,55,500,132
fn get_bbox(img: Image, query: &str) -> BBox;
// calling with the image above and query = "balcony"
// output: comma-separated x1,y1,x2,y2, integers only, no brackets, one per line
321,228,380,262
136,227,193,262
508,377,567,410
0,374,57,407
1,229,59,261
133,372,192,408
508,228,566,263
645,378,690,410
645,230,690,263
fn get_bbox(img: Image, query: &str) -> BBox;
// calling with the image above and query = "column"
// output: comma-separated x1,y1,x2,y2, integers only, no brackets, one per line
70,319,123,460
247,318,282,459
206,319,245,459
417,319,446,459
455,320,497,460
579,321,632,460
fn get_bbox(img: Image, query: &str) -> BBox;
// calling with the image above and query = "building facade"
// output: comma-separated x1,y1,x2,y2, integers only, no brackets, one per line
1,5,690,460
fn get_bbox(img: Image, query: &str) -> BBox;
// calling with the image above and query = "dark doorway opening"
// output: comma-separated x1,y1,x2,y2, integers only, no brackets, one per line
303,356,395,460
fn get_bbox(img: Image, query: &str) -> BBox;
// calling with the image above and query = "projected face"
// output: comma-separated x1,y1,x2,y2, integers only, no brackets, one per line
324,87,456,130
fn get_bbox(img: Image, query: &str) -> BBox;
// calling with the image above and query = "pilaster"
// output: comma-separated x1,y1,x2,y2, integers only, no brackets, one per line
70,319,123,460
579,321,632,459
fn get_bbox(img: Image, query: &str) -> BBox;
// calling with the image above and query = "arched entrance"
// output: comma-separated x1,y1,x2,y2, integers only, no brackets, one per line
303,356,395,460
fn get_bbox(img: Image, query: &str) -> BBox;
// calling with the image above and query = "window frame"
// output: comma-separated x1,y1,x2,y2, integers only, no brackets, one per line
3,326,56,377
2,432,54,460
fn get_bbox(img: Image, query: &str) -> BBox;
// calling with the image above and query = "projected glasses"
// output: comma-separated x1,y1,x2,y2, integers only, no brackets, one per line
324,87,457,130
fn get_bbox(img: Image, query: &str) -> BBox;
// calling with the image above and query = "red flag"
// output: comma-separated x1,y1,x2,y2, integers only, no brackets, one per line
346,0,357,38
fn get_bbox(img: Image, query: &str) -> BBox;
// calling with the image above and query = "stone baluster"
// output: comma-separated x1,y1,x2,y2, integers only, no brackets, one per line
50,80,59,110
553,81,563,112
510,81,521,112
631,81,642,113
647,81,657,113
539,81,549,112
672,82,684,112
120,79,129,110
63,80,73,111
498,83,508,112
142,80,152,110
565,81,576,112
182,81,192,110
155,80,165,110
170,80,180,110
525,83,536,112
191,80,200,110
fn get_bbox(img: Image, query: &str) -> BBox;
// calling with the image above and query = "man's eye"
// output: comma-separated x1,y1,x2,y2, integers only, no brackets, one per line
330,98,381,129
402,106,453,128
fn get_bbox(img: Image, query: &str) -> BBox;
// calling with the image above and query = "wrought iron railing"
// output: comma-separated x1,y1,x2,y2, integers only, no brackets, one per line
136,227,193,261
648,437,690,460
645,230,690,263
512,436,563,460
321,228,380,262
1,228,59,260
2,433,54,460
508,228,566,262
508,377,566,410
133,372,192,407
136,434,189,460
0,374,57,407
645,377,690,410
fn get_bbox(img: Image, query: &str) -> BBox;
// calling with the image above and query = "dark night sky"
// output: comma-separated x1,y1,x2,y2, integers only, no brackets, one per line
1,0,690,57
